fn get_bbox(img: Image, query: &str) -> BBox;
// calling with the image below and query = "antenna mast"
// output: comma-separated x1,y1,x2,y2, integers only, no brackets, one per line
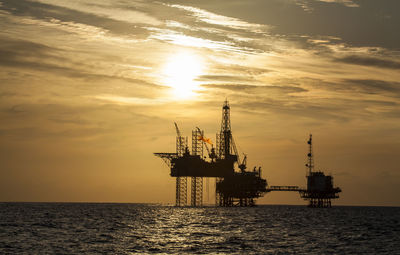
306,134,314,174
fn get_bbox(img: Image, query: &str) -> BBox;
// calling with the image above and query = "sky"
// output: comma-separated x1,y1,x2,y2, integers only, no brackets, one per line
0,0,399,206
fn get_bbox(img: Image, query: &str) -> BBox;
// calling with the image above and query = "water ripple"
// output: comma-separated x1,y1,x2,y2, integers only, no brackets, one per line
0,203,399,254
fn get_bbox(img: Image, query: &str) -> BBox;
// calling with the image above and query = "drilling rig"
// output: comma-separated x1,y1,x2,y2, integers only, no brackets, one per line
215,100,267,206
154,100,267,206
155,101,342,207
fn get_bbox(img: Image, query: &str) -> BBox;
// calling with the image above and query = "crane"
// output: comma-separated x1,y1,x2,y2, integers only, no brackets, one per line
174,122,182,137
238,154,247,172
174,122,188,155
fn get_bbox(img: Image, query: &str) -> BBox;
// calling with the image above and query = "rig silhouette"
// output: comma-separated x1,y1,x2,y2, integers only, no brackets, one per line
155,101,341,207
266,134,342,207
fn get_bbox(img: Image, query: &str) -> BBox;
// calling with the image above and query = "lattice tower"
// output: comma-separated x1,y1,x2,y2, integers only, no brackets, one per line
175,136,188,206
190,129,203,206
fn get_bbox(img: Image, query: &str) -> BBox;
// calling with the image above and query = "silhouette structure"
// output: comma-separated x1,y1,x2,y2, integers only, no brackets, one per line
155,101,341,207
266,134,342,207
155,100,267,206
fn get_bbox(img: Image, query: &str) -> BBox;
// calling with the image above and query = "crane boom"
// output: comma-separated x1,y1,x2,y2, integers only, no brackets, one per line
174,122,181,137
231,135,241,164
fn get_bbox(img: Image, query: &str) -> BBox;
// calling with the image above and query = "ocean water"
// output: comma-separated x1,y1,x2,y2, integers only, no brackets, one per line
0,203,399,254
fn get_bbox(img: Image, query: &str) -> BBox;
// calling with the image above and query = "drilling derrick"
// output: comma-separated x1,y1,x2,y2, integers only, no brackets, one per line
220,101,232,159
215,101,234,206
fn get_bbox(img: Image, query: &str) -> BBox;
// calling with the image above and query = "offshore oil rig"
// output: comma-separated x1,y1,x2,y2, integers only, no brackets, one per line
155,101,341,207
155,100,267,206
266,134,342,207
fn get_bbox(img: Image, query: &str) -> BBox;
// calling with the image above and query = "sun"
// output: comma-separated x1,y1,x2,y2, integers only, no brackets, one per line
162,51,204,99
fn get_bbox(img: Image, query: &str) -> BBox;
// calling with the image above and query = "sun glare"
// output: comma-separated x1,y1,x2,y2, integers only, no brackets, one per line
162,51,204,99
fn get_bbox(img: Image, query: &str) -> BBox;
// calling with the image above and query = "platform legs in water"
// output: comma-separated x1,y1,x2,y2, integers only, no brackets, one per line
308,198,332,208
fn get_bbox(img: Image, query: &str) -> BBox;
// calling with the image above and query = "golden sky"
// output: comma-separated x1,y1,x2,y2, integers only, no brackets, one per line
0,0,399,206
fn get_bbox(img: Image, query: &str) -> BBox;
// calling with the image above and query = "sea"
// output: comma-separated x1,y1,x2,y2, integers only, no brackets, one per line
0,203,399,254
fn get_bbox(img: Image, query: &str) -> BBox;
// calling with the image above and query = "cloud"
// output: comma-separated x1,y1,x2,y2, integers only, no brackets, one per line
147,27,261,54
336,55,400,70
238,99,354,122
294,0,359,13
202,84,308,94
294,0,315,12
344,79,400,96
213,64,272,76
0,0,399,119
197,75,255,82
0,0,150,38
168,4,268,33
0,38,74,74
202,84,257,91
35,0,162,26
20,17,117,41
0,37,59,59
93,95,169,106
317,0,359,8
0,36,164,94
0,101,168,143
